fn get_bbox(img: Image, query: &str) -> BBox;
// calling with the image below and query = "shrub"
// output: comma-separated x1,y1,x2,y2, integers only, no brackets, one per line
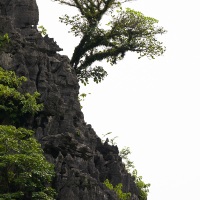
104,179,131,200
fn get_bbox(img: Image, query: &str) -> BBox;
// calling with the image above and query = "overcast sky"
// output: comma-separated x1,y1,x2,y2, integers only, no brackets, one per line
36,0,200,200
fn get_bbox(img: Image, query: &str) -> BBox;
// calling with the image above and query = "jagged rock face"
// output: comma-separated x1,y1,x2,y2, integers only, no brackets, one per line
0,1,139,199
0,0,39,28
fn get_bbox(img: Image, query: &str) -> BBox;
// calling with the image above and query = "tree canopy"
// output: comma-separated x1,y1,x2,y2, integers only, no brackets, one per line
53,0,166,84
0,52,55,199
0,126,56,200
0,67,43,126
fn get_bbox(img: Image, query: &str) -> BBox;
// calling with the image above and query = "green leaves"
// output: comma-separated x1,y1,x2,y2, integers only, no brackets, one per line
132,170,151,200
114,183,131,200
60,14,88,37
38,25,48,36
77,66,108,85
0,67,43,125
119,147,150,200
56,0,166,84
0,67,26,89
0,34,9,48
106,7,166,60
0,126,56,200
104,179,131,200
119,147,135,173
21,92,43,114
0,47,55,199
78,92,91,108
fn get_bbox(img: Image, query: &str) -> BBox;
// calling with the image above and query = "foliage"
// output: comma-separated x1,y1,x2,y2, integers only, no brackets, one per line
102,132,118,145
0,33,9,48
0,66,56,199
104,179,131,200
53,0,166,84
119,147,135,172
132,170,150,200
38,25,47,36
120,147,150,200
78,92,91,108
101,132,150,200
0,67,43,125
0,125,56,200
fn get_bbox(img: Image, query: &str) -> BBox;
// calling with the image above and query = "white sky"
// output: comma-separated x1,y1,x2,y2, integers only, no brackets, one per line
36,0,200,200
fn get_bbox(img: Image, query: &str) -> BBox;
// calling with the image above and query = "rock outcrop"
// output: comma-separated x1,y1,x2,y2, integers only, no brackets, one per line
0,1,139,199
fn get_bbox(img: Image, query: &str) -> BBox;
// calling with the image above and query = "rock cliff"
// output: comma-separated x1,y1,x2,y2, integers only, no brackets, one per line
0,0,139,199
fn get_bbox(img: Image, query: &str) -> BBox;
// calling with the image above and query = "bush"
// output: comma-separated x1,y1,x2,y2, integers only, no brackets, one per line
104,179,131,200
0,67,43,125
0,125,56,200
0,61,56,199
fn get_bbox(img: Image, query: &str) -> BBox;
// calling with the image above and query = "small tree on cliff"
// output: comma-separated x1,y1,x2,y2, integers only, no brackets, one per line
53,0,166,84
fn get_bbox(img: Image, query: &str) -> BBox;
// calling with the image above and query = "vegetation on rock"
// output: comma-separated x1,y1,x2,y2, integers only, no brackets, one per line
0,125,56,200
104,179,131,200
0,34,9,48
102,132,150,200
0,38,56,199
132,169,150,200
38,25,47,36
120,146,150,200
0,67,43,126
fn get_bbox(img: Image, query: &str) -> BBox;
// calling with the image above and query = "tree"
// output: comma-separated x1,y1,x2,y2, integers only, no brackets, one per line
0,126,56,200
0,62,56,199
53,0,166,84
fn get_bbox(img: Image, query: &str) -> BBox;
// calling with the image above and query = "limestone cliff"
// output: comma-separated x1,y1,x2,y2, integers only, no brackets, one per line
0,0,139,199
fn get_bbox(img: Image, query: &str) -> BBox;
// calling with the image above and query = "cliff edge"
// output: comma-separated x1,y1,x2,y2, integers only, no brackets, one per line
0,0,139,199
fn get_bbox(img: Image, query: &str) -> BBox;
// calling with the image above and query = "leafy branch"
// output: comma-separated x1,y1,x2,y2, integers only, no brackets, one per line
53,0,166,84
38,25,47,36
